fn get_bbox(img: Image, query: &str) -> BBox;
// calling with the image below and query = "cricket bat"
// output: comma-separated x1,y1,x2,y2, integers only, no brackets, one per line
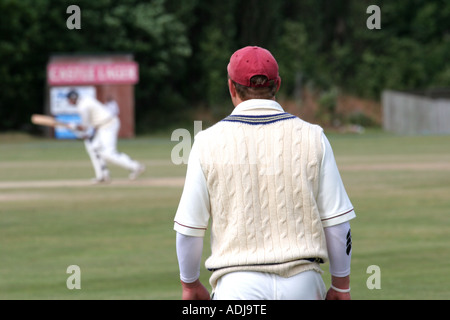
31,114,70,128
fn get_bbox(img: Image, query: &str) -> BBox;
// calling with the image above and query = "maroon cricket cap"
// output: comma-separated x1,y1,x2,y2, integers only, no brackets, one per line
227,46,280,87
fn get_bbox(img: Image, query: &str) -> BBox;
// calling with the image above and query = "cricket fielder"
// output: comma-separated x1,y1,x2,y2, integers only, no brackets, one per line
174,46,355,300
67,90,145,183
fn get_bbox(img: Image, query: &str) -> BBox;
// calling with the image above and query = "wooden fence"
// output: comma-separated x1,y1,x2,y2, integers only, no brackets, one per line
382,90,450,135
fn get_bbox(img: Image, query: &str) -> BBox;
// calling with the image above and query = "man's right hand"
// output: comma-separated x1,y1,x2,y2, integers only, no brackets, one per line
326,275,351,300
181,279,211,300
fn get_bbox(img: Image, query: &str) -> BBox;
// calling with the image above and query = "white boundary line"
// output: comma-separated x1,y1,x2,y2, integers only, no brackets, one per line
0,177,185,189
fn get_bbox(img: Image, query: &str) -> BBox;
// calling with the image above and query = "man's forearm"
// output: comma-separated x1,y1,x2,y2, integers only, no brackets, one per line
176,232,204,283
176,233,210,300
324,221,352,277
324,222,352,300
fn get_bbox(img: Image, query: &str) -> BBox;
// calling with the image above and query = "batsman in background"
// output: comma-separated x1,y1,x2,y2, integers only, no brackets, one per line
67,90,145,183
174,46,355,300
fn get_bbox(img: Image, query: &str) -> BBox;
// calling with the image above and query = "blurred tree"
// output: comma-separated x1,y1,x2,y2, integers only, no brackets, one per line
0,0,191,132
0,0,45,130
0,0,449,132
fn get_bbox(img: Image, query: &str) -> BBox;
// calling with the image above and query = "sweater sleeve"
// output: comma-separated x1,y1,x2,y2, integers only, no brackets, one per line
174,139,211,237
317,133,356,227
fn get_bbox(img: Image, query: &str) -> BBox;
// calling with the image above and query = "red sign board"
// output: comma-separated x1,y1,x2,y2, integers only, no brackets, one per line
47,62,139,85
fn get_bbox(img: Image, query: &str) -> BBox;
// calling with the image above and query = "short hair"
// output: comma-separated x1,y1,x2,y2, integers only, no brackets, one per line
231,75,278,100
67,90,79,100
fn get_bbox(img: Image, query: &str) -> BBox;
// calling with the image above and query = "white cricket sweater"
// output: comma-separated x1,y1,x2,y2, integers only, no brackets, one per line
195,104,328,284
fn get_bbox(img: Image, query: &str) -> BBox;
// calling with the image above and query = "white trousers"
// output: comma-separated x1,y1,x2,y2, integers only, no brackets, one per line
213,270,326,300
84,118,140,179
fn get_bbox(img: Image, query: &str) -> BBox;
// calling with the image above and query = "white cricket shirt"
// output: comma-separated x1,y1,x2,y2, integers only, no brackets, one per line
77,96,114,129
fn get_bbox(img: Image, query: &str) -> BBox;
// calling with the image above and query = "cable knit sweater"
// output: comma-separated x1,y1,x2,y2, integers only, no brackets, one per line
195,108,328,285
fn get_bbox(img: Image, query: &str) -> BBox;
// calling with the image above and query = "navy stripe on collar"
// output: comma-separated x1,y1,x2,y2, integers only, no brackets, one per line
222,112,296,125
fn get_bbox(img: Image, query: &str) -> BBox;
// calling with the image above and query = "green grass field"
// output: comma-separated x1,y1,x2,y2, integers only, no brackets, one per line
0,130,449,300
